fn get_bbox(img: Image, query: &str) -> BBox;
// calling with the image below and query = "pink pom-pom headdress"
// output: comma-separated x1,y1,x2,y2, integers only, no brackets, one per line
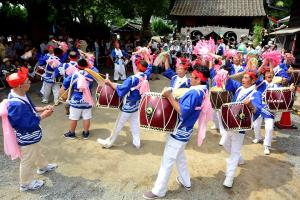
262,50,281,67
225,49,237,60
192,38,216,61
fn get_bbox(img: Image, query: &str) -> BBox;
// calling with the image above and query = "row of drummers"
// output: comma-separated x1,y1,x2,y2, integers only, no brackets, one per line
32,46,98,105
55,53,299,193
54,52,300,139
87,65,298,134
33,48,299,192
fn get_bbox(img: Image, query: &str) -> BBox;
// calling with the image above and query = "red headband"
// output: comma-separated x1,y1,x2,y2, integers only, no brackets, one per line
6,67,29,88
135,57,147,72
246,71,257,81
177,57,190,69
192,70,208,82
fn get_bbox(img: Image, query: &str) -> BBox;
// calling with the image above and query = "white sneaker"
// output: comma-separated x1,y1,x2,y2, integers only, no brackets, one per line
54,101,60,106
223,176,234,188
238,157,245,165
210,124,218,130
97,138,113,148
41,99,48,104
252,138,263,144
20,180,44,192
264,146,270,155
37,163,58,175
219,136,226,146
176,176,191,191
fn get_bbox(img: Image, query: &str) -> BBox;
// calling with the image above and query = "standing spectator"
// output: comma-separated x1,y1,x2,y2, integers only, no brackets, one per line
5,42,17,60
0,37,6,61
40,40,47,54
1,58,17,76
93,39,99,67
15,36,25,58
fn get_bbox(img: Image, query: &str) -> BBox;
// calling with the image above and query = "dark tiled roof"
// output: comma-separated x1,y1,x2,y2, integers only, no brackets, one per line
170,0,266,17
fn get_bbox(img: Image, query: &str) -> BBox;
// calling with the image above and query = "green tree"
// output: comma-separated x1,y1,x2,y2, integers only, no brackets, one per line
112,0,172,40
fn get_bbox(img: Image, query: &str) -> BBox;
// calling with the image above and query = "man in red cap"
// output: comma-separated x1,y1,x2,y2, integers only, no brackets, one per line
5,67,57,192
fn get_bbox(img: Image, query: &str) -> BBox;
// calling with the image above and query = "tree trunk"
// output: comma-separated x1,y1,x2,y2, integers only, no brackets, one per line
141,14,152,42
25,1,49,44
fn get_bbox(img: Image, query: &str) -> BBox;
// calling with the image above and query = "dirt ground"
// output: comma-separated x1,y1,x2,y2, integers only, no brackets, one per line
1,76,300,200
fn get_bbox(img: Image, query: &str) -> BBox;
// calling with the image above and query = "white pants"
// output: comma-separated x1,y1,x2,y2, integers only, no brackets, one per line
253,116,274,147
110,111,140,147
223,132,245,178
212,111,219,129
42,82,60,103
152,136,190,197
114,63,126,81
214,110,227,145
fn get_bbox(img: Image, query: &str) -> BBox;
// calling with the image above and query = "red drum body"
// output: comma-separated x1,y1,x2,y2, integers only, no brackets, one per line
265,88,294,112
221,102,253,131
34,64,45,77
96,84,121,109
139,92,178,132
210,90,232,109
289,70,300,86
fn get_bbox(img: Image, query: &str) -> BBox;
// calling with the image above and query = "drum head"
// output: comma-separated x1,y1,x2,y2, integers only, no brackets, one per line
266,88,294,111
210,90,232,110
221,102,252,131
139,93,178,132
96,84,121,109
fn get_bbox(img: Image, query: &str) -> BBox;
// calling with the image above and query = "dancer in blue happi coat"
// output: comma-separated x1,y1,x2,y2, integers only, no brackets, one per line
61,59,94,139
143,65,211,199
222,71,262,188
1,67,57,192
97,56,152,149
162,56,191,89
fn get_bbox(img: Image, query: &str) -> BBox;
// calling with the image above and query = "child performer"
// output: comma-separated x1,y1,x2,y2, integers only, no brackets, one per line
61,59,94,139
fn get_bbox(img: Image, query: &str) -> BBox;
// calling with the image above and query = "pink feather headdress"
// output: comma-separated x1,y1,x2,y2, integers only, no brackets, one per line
192,38,216,61
262,51,281,67
225,49,237,60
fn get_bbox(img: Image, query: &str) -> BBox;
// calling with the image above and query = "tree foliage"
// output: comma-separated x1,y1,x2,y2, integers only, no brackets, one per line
265,0,294,20
152,18,173,36
253,24,263,47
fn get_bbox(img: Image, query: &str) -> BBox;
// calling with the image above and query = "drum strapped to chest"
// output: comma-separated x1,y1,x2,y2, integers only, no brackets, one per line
221,102,253,131
139,92,178,132
95,84,122,109
210,87,232,110
33,62,45,77
265,87,294,112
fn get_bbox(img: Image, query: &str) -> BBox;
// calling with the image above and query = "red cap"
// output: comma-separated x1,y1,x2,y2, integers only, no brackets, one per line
6,67,29,88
